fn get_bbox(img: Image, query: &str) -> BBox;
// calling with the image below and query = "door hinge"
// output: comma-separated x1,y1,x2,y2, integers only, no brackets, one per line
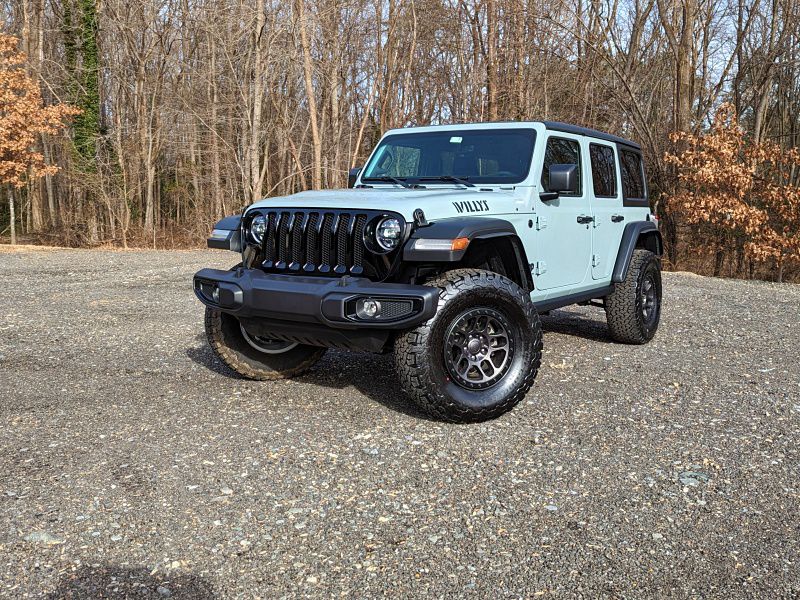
535,215,547,230
592,254,600,267
533,261,547,276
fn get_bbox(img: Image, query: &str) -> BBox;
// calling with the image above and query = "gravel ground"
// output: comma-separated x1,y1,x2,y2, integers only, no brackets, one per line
0,247,798,599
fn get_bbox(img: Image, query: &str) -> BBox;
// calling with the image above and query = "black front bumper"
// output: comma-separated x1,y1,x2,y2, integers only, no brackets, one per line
193,268,439,352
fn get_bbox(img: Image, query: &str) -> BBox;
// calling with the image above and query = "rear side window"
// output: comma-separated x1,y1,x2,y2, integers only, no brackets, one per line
619,149,646,200
541,137,581,195
589,144,617,198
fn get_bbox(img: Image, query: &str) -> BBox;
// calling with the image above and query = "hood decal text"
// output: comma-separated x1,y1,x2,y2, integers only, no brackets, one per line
452,200,489,214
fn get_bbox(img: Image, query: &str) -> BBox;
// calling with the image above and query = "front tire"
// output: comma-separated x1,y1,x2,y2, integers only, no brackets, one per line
205,308,325,380
394,269,542,423
605,249,662,344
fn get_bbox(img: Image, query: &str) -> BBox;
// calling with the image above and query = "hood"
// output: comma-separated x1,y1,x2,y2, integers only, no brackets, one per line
247,187,525,222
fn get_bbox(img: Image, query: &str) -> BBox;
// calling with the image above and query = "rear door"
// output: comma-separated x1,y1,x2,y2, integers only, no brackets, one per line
534,134,592,290
587,142,625,280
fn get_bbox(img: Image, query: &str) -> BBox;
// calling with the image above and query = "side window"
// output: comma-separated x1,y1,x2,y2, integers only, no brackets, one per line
589,144,617,198
541,137,581,196
619,149,645,200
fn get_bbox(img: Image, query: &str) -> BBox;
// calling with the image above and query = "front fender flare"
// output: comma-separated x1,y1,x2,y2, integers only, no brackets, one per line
207,215,242,252
403,217,517,262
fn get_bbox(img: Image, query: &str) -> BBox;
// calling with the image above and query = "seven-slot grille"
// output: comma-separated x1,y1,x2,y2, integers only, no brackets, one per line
256,209,376,276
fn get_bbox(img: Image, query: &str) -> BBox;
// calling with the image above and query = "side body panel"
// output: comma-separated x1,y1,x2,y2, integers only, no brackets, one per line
528,130,653,305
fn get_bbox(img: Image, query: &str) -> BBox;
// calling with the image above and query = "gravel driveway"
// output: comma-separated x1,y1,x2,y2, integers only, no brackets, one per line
1,248,798,598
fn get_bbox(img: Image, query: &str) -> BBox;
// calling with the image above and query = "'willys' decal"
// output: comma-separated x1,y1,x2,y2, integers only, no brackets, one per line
452,200,489,213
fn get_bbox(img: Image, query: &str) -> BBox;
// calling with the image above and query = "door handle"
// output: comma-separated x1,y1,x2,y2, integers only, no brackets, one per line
576,215,594,224
611,215,625,223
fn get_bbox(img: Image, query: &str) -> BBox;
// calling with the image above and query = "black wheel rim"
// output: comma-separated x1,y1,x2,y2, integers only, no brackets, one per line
443,307,515,390
640,273,658,326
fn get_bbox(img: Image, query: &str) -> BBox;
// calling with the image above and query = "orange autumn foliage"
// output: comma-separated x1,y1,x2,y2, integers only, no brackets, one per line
0,34,79,188
665,104,800,267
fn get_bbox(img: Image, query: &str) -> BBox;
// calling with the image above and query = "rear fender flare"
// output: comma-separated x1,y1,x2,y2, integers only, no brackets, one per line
612,221,663,283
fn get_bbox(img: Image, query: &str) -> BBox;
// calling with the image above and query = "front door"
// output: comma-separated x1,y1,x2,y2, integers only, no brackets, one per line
533,134,592,290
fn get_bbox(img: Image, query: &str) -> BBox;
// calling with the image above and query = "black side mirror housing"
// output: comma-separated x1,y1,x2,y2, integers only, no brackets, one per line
540,163,578,201
348,167,362,188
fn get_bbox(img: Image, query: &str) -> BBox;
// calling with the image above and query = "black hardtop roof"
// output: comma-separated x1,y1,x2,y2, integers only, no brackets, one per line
542,121,641,150
393,120,642,150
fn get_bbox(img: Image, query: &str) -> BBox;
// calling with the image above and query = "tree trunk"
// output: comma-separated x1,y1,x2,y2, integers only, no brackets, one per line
9,188,17,245
296,0,323,189
42,138,57,227
676,0,696,134
209,36,223,220
714,248,725,277
485,0,499,121
249,4,266,203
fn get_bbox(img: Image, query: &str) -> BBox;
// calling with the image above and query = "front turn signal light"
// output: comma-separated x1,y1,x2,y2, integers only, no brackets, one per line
412,237,470,252
450,237,470,251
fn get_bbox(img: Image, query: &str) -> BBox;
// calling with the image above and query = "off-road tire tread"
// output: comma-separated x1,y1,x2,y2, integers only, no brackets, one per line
394,269,542,423
205,308,325,380
605,249,660,344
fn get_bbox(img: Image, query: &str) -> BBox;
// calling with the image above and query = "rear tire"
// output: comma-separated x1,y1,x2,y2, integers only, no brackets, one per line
394,269,542,423
205,308,325,380
605,249,662,344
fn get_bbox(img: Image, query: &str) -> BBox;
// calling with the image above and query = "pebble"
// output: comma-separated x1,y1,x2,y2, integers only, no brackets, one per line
679,472,710,487
23,532,64,546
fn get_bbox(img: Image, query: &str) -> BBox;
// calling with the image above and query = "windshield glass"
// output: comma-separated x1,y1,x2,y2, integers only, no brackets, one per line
361,128,536,185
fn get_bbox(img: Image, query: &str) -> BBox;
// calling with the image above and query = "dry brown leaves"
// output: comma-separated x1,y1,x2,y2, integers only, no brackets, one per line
665,103,800,264
0,34,79,188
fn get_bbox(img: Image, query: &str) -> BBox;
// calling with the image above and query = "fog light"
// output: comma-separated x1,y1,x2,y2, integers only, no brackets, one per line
356,298,381,319
212,286,220,303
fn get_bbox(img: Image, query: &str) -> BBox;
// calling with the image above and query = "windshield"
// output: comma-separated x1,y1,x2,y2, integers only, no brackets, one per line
361,128,536,185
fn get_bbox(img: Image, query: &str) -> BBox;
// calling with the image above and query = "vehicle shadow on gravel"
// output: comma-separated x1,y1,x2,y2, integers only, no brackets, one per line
186,335,436,420
186,313,614,420
540,309,615,344
45,564,215,599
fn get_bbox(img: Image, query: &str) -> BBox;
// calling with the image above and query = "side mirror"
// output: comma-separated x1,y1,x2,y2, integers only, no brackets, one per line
540,163,578,201
348,167,362,188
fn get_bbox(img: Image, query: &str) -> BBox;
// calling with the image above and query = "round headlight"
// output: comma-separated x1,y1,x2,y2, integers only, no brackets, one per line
376,217,402,251
250,214,267,243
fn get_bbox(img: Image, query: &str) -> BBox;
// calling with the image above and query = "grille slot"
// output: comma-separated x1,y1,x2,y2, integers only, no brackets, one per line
276,211,290,268
319,213,334,273
257,209,394,278
352,215,367,275
289,211,305,270
334,214,350,274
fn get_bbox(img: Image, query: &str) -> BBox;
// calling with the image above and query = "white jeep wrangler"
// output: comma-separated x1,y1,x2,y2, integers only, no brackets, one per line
194,121,662,422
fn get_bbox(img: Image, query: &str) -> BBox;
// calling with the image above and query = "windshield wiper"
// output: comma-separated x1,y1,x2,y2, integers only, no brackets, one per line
417,175,475,187
362,175,419,189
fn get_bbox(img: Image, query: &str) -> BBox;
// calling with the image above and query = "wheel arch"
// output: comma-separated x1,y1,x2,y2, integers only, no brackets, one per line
611,221,662,283
403,217,534,291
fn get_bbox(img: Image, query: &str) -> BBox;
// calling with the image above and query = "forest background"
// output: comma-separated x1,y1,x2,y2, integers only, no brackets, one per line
1,0,799,282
